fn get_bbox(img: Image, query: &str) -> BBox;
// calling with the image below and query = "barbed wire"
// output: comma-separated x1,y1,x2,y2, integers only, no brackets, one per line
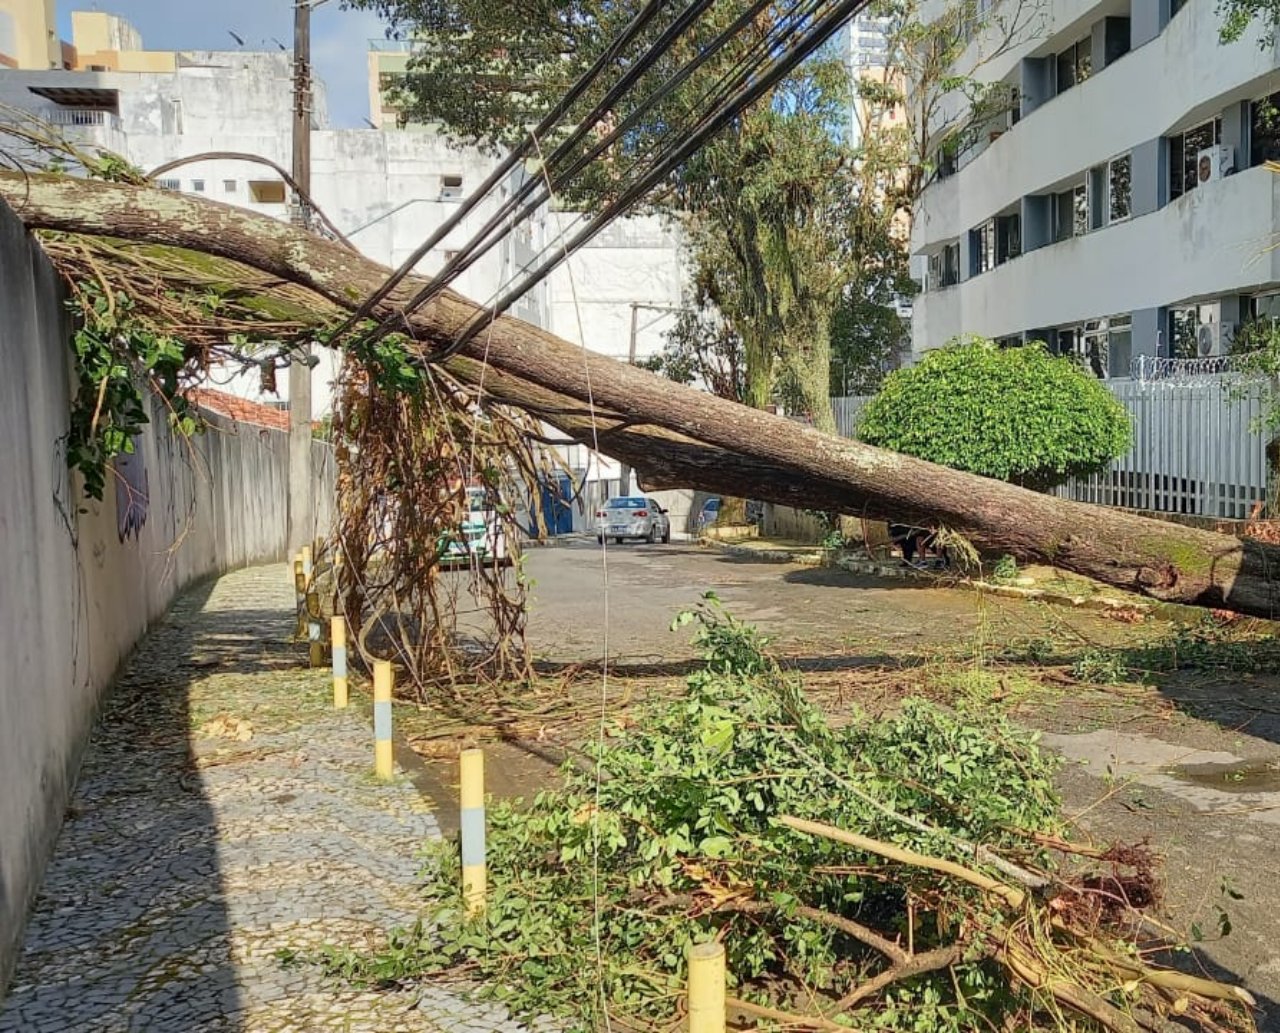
1129,354,1261,386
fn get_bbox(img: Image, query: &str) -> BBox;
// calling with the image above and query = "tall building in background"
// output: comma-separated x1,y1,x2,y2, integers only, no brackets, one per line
909,0,1280,378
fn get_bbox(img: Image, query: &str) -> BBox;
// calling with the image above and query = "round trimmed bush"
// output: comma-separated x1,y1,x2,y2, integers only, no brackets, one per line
857,338,1132,490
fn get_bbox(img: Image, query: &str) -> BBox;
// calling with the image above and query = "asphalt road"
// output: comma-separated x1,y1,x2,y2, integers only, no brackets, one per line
521,537,1119,668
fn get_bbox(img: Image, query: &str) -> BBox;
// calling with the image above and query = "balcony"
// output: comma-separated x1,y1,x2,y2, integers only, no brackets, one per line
914,0,1280,253
912,165,1280,346
43,107,121,130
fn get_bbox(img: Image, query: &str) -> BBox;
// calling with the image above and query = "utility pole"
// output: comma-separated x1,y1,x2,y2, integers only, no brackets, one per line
618,303,641,496
288,0,314,555
618,302,682,496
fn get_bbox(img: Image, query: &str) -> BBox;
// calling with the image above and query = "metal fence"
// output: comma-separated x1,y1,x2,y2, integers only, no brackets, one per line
1057,378,1269,518
832,378,1271,519
832,396,868,439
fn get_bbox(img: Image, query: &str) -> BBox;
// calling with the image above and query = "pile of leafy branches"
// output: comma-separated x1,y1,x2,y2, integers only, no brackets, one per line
318,597,1255,1032
329,346,553,691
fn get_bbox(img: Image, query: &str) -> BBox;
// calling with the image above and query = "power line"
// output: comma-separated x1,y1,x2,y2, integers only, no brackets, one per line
373,0,863,362
365,0,778,325
323,0,674,350
440,0,864,358
356,0,838,355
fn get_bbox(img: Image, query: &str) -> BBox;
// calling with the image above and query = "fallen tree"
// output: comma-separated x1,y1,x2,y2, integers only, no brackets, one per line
3,171,1280,617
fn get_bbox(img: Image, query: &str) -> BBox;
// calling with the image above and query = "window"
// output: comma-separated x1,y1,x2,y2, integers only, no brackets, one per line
1251,92,1280,166
1108,314,1132,377
1168,302,1221,358
1080,320,1110,378
1108,155,1131,222
1250,292,1280,322
1054,37,1091,95
157,178,180,191
440,173,463,199
970,219,996,275
1169,118,1222,199
191,179,205,193
248,180,287,204
927,242,960,289
223,179,236,193
996,212,1021,263
1088,165,1106,229
1053,183,1087,241
1059,315,1131,378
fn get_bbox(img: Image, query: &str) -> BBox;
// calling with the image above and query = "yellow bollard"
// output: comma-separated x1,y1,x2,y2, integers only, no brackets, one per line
459,748,487,917
687,941,726,1033
331,616,348,708
306,592,323,668
373,661,394,781
301,544,313,580
293,560,307,638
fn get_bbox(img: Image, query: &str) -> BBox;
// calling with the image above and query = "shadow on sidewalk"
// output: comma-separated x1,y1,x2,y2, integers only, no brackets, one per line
0,575,297,1032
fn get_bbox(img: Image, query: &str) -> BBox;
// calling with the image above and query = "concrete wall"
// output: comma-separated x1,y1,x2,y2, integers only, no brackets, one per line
546,214,686,363
0,200,332,989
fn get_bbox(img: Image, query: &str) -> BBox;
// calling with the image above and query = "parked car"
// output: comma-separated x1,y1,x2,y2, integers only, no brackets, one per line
596,495,671,544
695,497,722,532
438,486,511,567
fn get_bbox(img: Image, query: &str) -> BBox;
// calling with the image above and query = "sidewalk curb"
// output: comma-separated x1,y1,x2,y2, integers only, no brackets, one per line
703,538,1149,615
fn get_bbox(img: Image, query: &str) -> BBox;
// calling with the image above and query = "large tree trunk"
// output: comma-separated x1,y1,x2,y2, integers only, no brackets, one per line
4,173,1280,617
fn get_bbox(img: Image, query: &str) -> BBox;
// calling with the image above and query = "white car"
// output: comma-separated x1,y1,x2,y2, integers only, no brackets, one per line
438,487,511,567
596,496,671,545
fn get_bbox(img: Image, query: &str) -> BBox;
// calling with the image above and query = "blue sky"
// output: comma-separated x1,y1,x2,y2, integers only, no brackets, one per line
57,2,388,127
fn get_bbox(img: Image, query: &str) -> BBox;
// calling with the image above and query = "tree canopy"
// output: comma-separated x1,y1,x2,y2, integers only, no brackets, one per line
857,340,1133,491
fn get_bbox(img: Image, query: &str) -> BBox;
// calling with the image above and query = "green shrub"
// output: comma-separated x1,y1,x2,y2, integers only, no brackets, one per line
857,339,1132,490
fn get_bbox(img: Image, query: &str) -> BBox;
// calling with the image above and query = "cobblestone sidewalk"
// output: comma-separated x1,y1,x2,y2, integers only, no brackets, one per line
0,565,530,1033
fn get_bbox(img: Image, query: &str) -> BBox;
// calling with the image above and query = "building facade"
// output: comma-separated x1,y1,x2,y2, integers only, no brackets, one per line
910,0,1280,377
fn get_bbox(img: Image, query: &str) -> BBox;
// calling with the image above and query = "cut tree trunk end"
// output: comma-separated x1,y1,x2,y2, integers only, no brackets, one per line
3,175,1280,618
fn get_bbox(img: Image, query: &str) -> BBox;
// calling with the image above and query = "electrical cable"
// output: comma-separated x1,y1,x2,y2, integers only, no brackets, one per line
323,0,674,349
352,0,792,347
435,0,865,359
355,0,726,325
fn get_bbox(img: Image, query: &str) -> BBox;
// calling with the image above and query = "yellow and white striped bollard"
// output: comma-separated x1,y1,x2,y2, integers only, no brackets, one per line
306,592,323,668
459,748,486,917
687,941,725,1033
331,616,348,708
373,660,394,781
293,559,307,638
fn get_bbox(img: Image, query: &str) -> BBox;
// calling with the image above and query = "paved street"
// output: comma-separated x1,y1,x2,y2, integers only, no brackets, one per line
521,537,1124,665
521,540,1280,1028
0,566,529,1033
5,543,1280,1031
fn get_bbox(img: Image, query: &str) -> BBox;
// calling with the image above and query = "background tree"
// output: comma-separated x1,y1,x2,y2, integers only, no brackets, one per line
347,0,895,431
638,303,745,403
857,339,1133,491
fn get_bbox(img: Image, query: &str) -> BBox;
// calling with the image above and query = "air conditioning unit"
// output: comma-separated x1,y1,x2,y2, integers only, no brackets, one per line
1196,319,1225,357
1196,145,1235,185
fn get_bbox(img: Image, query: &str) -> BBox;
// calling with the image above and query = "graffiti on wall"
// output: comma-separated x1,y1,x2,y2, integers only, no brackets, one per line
113,440,149,542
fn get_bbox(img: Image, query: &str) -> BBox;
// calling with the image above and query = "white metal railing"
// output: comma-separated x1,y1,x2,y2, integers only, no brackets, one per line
833,378,1270,519
42,107,121,130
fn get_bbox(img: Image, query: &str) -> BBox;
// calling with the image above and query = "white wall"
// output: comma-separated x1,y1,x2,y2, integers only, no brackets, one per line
913,165,1280,346
546,213,685,361
0,199,334,989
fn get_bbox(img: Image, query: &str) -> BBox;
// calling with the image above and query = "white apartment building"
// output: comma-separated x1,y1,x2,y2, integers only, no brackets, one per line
0,13,687,419
0,9,687,526
910,0,1280,377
